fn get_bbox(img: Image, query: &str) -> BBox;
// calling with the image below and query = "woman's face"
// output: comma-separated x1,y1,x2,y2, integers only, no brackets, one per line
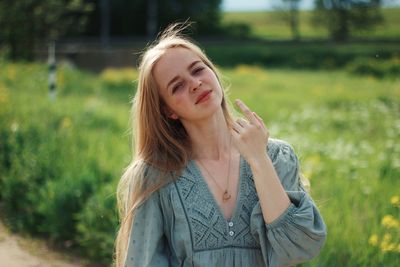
153,47,223,123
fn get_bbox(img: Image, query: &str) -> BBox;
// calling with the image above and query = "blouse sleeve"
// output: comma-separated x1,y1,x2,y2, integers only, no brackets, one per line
124,190,170,267
250,140,327,267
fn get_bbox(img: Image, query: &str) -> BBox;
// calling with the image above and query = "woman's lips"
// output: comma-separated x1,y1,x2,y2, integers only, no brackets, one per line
195,90,212,104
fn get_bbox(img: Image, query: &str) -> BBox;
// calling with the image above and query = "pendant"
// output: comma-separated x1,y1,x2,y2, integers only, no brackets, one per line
223,191,231,202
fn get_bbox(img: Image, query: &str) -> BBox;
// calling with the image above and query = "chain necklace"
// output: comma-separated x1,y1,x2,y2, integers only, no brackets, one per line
197,135,232,202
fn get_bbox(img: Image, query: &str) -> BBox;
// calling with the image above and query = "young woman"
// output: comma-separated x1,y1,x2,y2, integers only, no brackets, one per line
115,24,327,267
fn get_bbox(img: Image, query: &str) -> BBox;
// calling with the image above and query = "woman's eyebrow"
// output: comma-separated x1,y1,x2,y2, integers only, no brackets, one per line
166,60,201,89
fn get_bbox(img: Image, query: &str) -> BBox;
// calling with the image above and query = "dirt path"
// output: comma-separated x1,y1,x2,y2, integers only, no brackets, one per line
0,219,89,267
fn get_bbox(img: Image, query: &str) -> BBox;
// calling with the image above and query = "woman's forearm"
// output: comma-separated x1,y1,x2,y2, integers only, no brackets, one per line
249,154,291,224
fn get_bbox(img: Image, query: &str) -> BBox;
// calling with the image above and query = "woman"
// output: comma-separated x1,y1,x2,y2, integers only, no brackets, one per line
115,24,327,267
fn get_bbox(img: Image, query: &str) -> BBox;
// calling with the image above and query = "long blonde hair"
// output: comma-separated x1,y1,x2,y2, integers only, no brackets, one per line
114,24,234,267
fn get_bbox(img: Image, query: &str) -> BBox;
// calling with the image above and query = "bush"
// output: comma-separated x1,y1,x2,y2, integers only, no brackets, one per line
346,57,400,78
222,22,251,39
0,121,65,233
76,182,119,265
99,67,137,102
36,161,104,242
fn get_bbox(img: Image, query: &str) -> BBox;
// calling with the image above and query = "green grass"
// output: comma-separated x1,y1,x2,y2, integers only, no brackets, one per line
222,8,400,40
0,61,399,266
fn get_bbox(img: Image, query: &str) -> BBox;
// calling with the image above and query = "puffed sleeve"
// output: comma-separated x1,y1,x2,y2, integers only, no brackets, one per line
250,139,327,267
124,190,170,267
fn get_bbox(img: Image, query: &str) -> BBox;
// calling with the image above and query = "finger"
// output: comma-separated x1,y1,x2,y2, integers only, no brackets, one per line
235,99,257,125
253,112,265,129
236,117,248,128
232,122,243,135
232,121,244,133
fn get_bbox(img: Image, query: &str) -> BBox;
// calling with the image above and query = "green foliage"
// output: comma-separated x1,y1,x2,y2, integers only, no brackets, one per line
158,0,222,35
36,160,106,241
221,22,251,39
0,61,128,250
0,61,399,266
84,0,223,36
76,183,119,265
313,0,384,40
346,57,400,78
0,119,66,233
0,0,94,60
273,0,301,40
203,42,400,69
99,67,138,102
222,8,400,40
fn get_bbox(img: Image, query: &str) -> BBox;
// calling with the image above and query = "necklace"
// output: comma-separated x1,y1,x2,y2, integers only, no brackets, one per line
197,135,232,202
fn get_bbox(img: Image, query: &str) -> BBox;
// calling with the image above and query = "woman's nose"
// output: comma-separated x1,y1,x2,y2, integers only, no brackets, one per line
190,78,202,92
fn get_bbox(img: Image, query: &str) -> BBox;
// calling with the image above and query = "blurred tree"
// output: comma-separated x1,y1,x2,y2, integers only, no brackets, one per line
312,0,383,41
158,0,222,35
273,0,302,40
0,0,94,60
84,0,223,37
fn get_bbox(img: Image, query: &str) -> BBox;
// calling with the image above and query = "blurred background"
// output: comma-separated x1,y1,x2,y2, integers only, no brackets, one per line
0,0,399,266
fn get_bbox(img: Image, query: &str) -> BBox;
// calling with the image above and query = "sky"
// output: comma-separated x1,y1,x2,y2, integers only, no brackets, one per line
221,0,400,12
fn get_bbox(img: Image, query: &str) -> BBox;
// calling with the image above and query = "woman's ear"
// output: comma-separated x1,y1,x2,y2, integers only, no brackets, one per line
162,105,179,120
169,113,179,120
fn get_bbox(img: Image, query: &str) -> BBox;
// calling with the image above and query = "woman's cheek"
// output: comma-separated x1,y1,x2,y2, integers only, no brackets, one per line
173,94,185,107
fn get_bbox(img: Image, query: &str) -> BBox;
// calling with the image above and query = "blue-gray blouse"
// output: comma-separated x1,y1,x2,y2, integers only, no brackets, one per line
125,138,327,267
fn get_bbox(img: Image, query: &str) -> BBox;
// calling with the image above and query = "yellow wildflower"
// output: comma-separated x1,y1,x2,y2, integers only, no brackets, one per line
100,67,137,85
381,215,399,229
235,65,264,75
368,234,379,246
383,233,392,242
391,195,400,208
380,241,396,252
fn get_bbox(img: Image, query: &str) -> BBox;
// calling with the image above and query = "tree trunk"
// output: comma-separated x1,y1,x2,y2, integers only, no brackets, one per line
335,7,349,41
100,0,110,46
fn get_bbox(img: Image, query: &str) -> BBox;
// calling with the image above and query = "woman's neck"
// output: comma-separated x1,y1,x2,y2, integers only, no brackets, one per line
182,109,231,161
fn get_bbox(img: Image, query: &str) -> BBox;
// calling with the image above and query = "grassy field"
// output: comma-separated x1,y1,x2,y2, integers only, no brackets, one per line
0,61,399,266
222,8,400,40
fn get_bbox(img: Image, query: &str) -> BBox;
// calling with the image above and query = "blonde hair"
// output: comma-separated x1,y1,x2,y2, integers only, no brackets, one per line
114,23,234,267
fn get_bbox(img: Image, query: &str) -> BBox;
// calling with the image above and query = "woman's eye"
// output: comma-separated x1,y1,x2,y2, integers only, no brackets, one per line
172,82,183,93
193,67,204,75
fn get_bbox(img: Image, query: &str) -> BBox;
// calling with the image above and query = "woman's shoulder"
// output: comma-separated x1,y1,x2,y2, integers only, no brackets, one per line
267,137,305,191
267,137,297,162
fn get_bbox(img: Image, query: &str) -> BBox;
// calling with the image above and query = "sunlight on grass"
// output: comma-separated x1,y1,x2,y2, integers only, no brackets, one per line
0,62,399,266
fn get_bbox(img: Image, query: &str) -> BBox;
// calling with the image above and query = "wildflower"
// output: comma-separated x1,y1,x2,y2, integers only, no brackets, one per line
380,241,396,253
383,233,392,242
368,234,379,246
390,195,400,208
235,65,265,75
100,67,137,85
381,215,399,229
